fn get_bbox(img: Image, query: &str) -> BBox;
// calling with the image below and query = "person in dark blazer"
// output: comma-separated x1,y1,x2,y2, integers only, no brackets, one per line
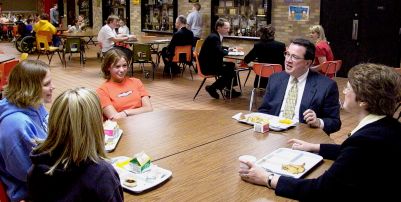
244,24,285,88
239,63,401,201
258,38,341,135
161,15,194,74
199,18,240,99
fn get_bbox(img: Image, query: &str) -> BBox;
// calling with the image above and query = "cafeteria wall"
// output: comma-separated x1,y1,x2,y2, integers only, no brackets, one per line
90,0,320,46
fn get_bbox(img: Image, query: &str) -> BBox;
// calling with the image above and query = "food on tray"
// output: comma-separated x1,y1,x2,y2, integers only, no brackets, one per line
282,163,306,174
279,118,293,125
123,177,137,187
247,116,269,124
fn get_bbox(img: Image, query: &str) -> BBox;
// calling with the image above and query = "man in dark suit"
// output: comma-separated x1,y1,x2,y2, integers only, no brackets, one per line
244,24,286,88
258,38,341,135
199,18,240,99
161,15,194,75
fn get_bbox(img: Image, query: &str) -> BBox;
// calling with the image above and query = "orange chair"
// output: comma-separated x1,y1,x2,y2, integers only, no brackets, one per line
171,45,194,80
0,179,9,202
320,60,342,78
36,31,64,66
249,63,282,111
193,51,224,100
0,59,19,91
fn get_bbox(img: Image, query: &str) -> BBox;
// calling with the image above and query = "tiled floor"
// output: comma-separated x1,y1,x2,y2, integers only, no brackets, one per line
0,41,351,143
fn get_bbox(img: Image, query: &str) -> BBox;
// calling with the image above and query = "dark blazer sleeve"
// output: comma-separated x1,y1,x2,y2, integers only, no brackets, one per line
244,44,257,64
320,80,341,134
258,72,288,115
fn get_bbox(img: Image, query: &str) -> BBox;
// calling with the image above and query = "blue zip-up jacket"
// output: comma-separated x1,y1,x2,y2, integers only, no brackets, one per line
0,99,48,202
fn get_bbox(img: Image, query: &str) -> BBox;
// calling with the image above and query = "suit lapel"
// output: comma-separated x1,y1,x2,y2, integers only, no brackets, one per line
299,72,317,121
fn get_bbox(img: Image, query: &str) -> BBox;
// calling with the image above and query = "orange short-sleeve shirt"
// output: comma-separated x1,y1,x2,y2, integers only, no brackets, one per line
96,78,150,112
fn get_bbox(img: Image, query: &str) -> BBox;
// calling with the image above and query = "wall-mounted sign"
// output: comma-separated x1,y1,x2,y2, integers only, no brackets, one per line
132,0,140,5
288,5,309,21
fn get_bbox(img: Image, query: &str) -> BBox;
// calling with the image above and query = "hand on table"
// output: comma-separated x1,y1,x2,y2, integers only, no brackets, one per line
238,160,268,186
303,109,320,128
288,138,320,153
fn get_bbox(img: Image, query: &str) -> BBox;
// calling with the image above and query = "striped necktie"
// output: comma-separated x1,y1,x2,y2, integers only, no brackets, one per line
283,78,298,119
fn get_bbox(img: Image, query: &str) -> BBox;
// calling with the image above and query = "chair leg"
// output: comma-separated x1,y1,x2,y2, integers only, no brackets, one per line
193,78,207,100
57,52,64,67
249,88,255,111
236,70,242,93
244,70,251,87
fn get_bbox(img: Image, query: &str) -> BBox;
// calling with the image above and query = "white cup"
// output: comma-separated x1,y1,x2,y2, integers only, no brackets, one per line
238,155,256,169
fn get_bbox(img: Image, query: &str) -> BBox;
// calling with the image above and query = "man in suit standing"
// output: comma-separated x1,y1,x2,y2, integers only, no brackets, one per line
199,18,240,99
161,15,194,75
258,38,341,135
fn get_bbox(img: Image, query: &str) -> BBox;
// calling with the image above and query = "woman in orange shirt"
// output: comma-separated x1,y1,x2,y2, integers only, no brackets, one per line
96,49,153,120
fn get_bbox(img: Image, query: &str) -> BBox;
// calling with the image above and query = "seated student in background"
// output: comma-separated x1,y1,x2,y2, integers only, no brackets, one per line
309,25,334,71
67,19,81,33
96,49,153,120
117,19,129,35
0,60,54,202
240,63,401,201
258,38,341,135
199,18,240,99
77,14,86,31
28,87,124,202
97,15,136,60
243,24,285,88
33,13,60,46
161,15,194,75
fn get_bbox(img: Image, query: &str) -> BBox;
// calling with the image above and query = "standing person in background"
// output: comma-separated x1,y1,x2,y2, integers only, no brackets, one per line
240,63,401,201
0,60,54,202
199,18,240,99
187,3,202,47
97,49,153,120
28,87,124,202
244,24,285,88
309,25,334,71
49,4,59,27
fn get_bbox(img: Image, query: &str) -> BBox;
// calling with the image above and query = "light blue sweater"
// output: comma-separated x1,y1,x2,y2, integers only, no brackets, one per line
0,99,48,202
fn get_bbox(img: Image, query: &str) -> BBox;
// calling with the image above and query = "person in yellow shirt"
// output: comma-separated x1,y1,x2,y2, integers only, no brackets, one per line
33,13,59,46
33,13,56,34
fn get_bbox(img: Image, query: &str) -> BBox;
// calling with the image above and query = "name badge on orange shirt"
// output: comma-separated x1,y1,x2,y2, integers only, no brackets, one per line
118,90,132,97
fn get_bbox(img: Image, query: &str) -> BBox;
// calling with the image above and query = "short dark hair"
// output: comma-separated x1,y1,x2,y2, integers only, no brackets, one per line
290,38,315,61
348,63,401,116
259,24,275,41
215,18,228,32
176,15,187,25
193,3,201,11
40,13,50,21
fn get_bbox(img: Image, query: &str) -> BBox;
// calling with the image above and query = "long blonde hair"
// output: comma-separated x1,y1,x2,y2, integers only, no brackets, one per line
309,25,327,41
34,87,106,174
3,60,49,108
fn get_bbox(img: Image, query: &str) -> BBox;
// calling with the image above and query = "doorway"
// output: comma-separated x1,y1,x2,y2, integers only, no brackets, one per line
320,0,401,77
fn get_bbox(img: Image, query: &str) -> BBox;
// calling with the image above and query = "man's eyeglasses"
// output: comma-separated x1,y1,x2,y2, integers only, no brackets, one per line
284,51,304,61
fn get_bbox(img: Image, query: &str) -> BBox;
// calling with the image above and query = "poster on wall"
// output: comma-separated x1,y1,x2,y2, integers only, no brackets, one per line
288,5,309,21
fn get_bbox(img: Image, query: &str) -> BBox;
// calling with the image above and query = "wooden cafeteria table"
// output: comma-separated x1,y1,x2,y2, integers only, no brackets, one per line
108,110,250,160
109,110,334,201
0,54,15,63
